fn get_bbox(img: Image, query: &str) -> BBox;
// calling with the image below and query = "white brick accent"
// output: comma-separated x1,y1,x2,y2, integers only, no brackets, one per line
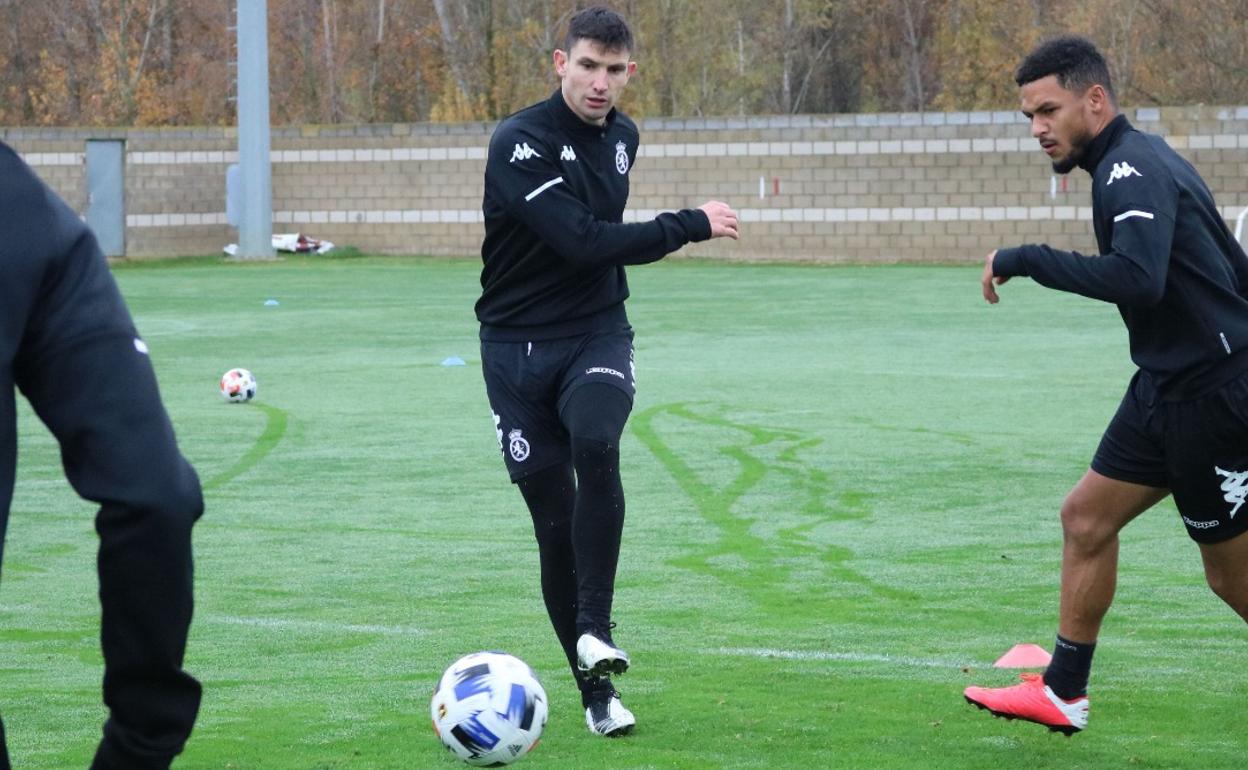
118,204,1111,230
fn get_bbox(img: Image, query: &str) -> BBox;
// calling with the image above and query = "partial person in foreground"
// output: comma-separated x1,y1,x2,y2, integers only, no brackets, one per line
0,140,203,769
475,5,739,738
963,35,1248,735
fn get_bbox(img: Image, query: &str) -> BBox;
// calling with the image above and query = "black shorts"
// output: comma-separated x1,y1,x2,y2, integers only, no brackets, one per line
1092,369,1248,543
481,327,635,481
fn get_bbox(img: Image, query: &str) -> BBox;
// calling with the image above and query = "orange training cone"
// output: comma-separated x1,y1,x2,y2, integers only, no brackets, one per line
993,643,1052,668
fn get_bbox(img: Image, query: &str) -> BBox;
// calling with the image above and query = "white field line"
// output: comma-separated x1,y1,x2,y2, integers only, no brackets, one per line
716,646,972,669
205,620,968,667
211,615,427,637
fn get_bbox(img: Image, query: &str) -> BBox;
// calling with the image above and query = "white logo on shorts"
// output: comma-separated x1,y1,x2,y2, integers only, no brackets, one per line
1182,514,1220,530
585,366,625,380
508,429,531,462
492,412,503,450
1214,466,1248,519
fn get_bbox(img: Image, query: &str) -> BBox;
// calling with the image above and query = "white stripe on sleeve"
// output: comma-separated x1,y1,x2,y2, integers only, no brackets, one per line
524,176,564,202
1113,209,1155,223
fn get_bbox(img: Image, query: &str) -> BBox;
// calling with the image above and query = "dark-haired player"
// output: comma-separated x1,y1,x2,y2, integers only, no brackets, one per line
964,35,1248,734
475,5,739,737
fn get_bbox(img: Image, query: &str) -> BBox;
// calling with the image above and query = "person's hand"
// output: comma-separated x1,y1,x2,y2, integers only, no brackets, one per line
982,250,1010,303
699,201,739,240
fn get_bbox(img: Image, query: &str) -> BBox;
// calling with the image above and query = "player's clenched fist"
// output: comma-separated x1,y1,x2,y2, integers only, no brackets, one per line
699,201,740,240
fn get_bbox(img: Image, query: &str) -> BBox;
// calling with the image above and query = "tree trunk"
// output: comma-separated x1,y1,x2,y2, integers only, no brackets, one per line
781,0,794,113
432,0,471,96
368,0,386,121
321,0,341,122
899,0,927,111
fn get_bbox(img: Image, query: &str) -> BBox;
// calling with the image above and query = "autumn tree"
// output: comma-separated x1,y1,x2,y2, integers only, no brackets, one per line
2,0,1247,126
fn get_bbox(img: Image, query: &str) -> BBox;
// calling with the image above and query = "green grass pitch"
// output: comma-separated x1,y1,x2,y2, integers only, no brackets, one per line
0,256,1242,769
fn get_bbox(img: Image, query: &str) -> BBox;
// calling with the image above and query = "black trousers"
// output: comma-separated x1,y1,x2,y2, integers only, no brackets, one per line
0,334,203,770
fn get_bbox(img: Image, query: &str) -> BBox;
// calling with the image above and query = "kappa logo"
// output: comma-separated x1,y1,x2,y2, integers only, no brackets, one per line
492,411,503,450
614,140,629,174
1214,465,1248,519
509,142,541,163
1106,161,1142,185
1182,514,1220,530
508,429,531,462
560,145,577,162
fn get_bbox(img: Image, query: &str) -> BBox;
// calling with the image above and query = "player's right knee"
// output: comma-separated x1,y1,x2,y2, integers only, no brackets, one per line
163,465,204,523
107,460,203,530
1059,494,1115,550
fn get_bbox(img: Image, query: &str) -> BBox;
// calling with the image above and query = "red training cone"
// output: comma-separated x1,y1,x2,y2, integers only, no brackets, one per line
993,643,1052,668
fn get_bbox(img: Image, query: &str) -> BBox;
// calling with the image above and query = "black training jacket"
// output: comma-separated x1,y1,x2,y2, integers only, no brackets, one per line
994,114,1248,400
475,90,711,341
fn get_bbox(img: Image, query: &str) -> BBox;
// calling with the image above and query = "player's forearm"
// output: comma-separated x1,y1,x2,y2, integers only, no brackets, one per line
537,207,711,267
994,243,1168,306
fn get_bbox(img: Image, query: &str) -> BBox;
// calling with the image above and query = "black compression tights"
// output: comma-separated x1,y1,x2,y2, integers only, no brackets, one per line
517,383,631,703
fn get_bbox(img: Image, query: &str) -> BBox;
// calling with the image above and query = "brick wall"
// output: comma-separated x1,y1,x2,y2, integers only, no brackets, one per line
4,105,1247,262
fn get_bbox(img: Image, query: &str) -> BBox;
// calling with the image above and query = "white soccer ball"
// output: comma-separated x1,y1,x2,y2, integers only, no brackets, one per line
431,651,547,767
219,368,257,403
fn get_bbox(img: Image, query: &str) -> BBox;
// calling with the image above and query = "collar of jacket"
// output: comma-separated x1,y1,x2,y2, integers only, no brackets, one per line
1078,112,1131,174
546,88,617,136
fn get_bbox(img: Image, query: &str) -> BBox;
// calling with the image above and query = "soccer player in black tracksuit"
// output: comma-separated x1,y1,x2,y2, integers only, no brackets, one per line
964,36,1248,734
0,141,202,768
476,6,739,738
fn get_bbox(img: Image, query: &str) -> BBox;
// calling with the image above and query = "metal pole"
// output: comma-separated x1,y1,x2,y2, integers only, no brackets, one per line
236,0,274,259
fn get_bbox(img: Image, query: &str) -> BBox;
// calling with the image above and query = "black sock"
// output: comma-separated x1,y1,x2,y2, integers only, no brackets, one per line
579,675,616,708
559,383,632,637
570,434,625,636
1043,634,1096,699
517,463,590,690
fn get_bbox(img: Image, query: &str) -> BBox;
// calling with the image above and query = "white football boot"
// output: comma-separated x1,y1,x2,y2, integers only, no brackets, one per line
585,688,636,737
576,629,630,676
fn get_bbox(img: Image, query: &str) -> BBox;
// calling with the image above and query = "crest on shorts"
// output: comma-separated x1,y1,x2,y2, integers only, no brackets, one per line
509,429,531,462
1215,465,1248,518
614,141,629,174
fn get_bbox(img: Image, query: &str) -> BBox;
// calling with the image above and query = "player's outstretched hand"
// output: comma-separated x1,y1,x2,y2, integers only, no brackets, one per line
699,201,739,240
981,249,1009,304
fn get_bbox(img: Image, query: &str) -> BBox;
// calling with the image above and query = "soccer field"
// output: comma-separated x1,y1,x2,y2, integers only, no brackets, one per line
1,256,1241,769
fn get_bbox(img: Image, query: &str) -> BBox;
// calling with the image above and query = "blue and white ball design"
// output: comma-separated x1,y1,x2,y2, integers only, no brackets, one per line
431,651,547,767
